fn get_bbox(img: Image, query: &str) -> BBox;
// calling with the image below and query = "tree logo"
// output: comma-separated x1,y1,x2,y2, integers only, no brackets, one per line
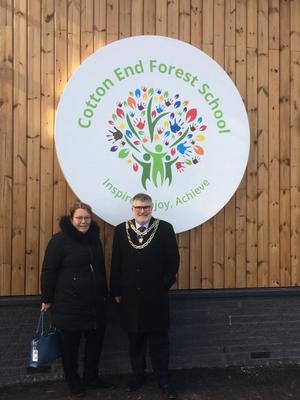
107,87,207,189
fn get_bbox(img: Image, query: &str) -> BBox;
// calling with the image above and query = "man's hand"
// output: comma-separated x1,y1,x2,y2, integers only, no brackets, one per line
114,296,121,303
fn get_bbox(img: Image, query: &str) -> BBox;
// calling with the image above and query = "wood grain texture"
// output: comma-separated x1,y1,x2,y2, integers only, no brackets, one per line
0,0,13,295
0,0,299,295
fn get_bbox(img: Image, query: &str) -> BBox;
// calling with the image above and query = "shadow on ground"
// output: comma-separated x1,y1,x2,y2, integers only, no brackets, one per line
1,365,300,399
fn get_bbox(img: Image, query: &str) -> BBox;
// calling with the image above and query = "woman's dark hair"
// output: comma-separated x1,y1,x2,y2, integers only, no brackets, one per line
70,202,93,219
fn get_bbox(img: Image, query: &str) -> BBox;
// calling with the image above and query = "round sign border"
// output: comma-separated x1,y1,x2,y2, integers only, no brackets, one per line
55,36,250,233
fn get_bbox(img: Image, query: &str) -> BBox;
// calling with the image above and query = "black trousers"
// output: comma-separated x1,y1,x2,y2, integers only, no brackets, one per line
60,327,105,385
128,330,170,386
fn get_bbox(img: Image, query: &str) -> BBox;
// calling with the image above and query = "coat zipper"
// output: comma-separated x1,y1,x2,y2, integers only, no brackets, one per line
87,244,97,329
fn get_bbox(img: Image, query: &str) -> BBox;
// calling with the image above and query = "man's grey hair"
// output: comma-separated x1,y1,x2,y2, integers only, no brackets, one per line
132,193,152,204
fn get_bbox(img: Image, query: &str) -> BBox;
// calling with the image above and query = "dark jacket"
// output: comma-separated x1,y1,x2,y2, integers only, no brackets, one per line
41,216,108,331
110,217,180,333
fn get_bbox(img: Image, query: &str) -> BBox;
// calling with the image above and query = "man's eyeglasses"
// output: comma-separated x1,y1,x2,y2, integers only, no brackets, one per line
132,206,152,211
74,216,91,221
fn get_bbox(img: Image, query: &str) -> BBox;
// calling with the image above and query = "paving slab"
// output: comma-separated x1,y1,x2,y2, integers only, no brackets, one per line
1,365,300,400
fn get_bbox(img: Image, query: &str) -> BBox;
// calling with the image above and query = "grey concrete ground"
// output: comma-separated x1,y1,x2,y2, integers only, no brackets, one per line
1,365,300,400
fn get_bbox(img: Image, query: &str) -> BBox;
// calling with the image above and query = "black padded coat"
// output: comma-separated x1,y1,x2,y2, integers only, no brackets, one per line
41,216,108,331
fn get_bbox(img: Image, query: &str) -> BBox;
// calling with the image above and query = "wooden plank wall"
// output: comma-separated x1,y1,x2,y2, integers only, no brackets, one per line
0,0,299,296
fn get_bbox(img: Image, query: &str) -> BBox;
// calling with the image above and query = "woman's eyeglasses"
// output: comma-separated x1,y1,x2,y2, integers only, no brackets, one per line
74,216,91,221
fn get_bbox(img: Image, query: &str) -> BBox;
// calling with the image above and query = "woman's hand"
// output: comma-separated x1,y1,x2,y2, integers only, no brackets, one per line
114,296,121,303
41,303,52,311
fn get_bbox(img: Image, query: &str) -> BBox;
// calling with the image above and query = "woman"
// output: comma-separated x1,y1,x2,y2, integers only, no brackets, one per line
41,202,114,397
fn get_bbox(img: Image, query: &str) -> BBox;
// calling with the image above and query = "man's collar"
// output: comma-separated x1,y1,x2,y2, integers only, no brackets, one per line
135,220,150,230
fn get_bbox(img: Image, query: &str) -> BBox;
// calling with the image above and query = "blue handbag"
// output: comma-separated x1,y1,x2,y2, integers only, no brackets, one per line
29,311,62,367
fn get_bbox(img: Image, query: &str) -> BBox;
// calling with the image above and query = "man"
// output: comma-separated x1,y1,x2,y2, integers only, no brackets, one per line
110,193,180,399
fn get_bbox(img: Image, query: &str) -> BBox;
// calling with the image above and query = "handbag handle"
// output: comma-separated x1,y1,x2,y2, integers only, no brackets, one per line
36,311,45,335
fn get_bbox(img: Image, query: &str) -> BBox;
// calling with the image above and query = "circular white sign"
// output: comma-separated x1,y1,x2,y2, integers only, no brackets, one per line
55,36,250,233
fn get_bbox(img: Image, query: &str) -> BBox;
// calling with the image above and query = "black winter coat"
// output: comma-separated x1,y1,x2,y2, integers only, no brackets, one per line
41,216,108,331
110,217,180,333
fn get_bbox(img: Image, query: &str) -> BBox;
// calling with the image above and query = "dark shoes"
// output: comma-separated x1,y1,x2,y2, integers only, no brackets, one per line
126,377,146,392
159,384,177,399
84,378,115,390
126,378,176,398
68,381,85,397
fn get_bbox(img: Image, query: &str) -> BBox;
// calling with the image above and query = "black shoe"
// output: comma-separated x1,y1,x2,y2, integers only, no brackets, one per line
126,377,146,392
159,384,177,399
68,381,85,397
84,378,115,390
